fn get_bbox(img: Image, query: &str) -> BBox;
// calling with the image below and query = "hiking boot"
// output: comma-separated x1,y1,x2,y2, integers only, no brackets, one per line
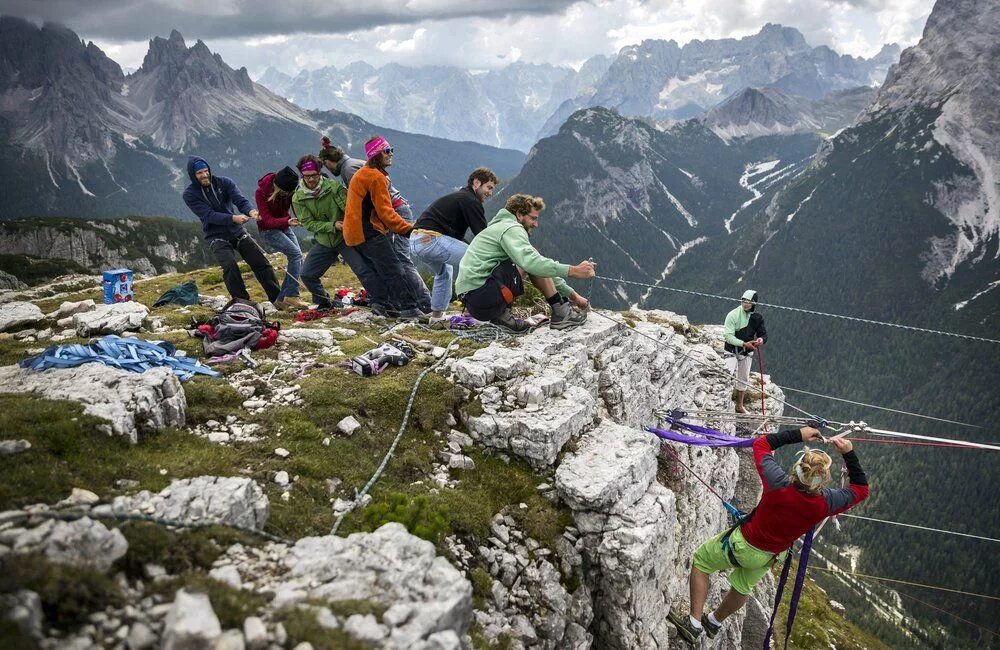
701,613,722,639
273,298,292,311
369,304,391,319
398,308,431,322
549,301,587,331
667,611,702,645
490,310,530,333
283,296,310,309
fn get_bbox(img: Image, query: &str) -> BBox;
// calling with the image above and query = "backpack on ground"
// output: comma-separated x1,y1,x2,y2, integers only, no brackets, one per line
193,298,280,357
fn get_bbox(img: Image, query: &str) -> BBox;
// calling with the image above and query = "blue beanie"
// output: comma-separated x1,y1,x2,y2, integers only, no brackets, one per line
193,160,208,173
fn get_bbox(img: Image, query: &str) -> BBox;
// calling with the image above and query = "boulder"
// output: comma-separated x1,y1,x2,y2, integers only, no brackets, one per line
555,422,658,513
280,329,335,347
74,301,149,337
0,301,43,332
0,270,27,291
243,523,472,647
337,415,361,436
111,476,269,529
0,439,31,456
1,516,128,571
49,299,96,320
0,590,43,640
0,364,184,443
162,589,222,650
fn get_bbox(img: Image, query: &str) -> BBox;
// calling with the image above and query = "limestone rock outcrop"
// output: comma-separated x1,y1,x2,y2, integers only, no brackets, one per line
0,364,185,443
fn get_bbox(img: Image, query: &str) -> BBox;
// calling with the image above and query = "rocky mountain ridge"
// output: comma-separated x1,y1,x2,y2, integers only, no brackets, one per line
701,86,875,141
538,24,898,139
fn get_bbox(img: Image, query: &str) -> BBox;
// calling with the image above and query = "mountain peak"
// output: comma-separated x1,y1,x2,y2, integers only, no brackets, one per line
168,29,185,45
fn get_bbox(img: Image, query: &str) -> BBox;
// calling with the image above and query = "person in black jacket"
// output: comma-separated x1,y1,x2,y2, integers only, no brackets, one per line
409,168,499,318
182,156,280,304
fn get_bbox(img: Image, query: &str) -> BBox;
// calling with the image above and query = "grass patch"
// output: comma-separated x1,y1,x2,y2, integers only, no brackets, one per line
277,608,372,650
360,493,452,544
183,377,247,426
774,565,888,650
0,395,242,510
430,451,571,550
116,523,255,579
0,554,122,631
469,567,493,610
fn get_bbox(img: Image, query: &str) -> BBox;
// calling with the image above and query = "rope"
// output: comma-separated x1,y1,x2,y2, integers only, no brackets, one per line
329,324,515,536
839,513,1000,544
810,567,1000,602
756,347,769,433
858,426,1000,451
26,509,292,545
848,437,978,449
593,275,1000,344
892,589,1000,639
779,386,983,429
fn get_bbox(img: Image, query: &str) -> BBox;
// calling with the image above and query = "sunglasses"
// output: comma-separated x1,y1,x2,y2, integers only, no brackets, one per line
382,147,394,155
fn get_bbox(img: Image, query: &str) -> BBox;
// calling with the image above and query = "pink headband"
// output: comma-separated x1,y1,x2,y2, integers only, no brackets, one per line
299,160,319,173
365,137,390,160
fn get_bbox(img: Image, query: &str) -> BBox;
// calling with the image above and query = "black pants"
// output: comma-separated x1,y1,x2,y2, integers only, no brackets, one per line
353,234,422,311
208,234,281,304
463,261,523,321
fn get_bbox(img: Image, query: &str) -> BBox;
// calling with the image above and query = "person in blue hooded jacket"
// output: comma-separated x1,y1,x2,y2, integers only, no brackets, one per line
182,156,281,304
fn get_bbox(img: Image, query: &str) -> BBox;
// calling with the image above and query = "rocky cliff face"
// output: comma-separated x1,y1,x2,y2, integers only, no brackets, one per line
451,311,784,648
0,217,212,280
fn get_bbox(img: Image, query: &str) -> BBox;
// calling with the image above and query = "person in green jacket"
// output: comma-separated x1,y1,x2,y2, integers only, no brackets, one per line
455,193,594,332
722,289,767,412
292,155,391,311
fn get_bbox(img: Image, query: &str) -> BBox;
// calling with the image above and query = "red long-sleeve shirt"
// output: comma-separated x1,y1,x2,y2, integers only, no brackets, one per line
740,429,869,554
255,172,293,231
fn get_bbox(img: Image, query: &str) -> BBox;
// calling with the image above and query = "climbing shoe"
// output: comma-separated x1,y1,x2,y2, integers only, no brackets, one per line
667,611,702,645
490,310,530,333
701,613,722,639
549,301,587,331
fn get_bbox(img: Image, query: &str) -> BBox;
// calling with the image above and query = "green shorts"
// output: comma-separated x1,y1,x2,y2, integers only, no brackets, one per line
692,527,787,595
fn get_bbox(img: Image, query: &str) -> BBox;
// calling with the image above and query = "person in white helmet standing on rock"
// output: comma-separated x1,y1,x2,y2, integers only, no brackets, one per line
723,289,767,413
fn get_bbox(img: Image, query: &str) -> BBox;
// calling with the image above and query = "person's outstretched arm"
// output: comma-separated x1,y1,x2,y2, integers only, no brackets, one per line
822,438,870,514
752,426,822,490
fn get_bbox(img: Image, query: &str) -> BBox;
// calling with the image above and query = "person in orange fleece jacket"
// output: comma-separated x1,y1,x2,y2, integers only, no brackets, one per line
343,136,429,320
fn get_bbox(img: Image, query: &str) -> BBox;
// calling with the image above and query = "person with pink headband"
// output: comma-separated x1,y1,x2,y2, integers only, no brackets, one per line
319,134,431,314
342,136,431,320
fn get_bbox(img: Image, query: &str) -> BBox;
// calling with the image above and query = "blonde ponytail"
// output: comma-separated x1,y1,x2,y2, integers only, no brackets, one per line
790,447,832,493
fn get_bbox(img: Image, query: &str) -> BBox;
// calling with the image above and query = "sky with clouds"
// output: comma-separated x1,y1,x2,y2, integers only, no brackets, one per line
2,0,935,76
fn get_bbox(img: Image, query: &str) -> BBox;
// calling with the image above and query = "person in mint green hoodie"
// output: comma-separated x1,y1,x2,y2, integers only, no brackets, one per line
292,155,390,311
455,193,594,332
723,289,768,412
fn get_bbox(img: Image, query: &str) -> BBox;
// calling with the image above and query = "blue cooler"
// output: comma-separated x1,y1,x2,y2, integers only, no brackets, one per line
102,268,134,304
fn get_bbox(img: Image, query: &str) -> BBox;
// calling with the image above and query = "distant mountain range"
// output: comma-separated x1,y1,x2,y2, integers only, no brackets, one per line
0,18,525,220
257,57,612,152
256,24,898,151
